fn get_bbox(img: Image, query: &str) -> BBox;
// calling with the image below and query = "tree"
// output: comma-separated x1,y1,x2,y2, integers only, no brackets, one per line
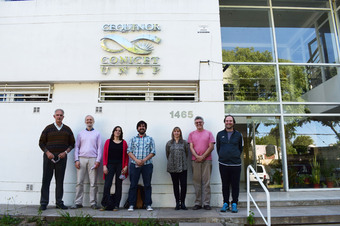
293,135,314,154
293,135,314,147
222,47,308,104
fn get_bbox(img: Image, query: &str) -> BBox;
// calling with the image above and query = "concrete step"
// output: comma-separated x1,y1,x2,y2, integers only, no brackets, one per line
1,204,340,226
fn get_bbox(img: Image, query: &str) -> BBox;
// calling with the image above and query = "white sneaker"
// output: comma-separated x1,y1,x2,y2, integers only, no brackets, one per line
146,205,153,211
128,205,134,212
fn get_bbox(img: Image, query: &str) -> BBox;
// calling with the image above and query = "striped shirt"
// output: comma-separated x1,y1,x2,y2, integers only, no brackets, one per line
127,134,156,165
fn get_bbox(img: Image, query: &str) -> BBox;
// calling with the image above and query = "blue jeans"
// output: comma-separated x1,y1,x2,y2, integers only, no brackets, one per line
128,163,153,206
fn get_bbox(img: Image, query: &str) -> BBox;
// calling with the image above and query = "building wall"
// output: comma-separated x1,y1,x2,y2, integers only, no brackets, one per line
0,0,225,207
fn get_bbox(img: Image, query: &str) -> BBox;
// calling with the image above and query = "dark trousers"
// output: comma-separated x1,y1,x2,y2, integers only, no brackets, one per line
170,171,187,204
101,163,122,208
40,154,67,206
128,163,153,206
219,164,241,205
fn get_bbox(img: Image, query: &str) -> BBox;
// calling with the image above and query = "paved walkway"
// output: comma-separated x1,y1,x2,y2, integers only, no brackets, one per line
1,191,340,225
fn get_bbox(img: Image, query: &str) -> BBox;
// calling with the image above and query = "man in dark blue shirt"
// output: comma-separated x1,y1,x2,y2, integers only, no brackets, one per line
216,115,243,213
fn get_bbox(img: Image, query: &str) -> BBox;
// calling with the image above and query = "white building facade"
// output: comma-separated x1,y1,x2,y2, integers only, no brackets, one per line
1,0,340,207
0,0,225,207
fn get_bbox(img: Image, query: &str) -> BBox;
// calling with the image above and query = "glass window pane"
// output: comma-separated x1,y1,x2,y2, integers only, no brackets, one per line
283,104,340,114
220,0,268,6
220,9,274,62
236,116,283,191
285,116,340,189
224,65,278,101
274,10,337,63
272,0,330,8
225,104,280,114
280,66,340,102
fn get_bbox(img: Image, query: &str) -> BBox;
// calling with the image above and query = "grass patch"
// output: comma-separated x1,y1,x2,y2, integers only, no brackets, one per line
49,211,174,226
0,214,22,225
0,211,176,226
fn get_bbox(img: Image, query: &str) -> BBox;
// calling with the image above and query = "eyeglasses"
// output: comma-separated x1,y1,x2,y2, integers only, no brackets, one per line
51,156,60,163
195,121,203,124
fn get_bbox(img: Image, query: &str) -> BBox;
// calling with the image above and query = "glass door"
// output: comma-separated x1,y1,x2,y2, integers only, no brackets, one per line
234,116,284,191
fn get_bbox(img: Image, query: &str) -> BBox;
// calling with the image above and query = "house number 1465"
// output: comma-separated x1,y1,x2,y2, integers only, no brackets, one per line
170,111,193,118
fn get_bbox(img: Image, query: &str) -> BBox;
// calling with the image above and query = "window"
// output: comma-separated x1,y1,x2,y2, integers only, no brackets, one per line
0,84,53,102
99,82,198,102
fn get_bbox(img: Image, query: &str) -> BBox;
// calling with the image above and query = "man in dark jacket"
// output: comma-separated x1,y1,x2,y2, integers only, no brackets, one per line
216,115,243,213
38,109,75,211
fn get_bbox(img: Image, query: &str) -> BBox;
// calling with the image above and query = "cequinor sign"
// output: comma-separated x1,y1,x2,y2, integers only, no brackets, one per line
100,24,161,76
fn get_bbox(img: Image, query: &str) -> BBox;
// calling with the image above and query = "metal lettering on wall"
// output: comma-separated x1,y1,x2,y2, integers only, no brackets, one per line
100,24,161,75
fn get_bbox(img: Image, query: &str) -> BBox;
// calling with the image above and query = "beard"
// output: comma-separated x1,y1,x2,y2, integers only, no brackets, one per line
226,125,234,130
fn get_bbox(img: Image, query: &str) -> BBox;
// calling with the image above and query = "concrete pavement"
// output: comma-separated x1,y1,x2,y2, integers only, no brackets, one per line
1,191,340,225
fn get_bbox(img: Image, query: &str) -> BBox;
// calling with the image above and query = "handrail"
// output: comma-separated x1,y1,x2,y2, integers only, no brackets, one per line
247,165,271,226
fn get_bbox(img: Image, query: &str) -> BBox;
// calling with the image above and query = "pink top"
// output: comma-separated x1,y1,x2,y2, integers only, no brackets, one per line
74,129,102,163
188,129,215,161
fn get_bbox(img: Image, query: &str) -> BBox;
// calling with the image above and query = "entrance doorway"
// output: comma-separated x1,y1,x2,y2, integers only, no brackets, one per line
234,116,283,192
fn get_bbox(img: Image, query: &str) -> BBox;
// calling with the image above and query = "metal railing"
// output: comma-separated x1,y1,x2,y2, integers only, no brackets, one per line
247,165,271,226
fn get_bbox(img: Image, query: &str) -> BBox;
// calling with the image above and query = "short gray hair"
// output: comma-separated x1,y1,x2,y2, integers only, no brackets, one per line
85,115,94,121
194,116,204,122
54,109,64,115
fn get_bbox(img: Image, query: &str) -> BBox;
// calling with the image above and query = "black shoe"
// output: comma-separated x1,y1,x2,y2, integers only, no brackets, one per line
70,204,83,209
91,204,99,210
181,203,188,210
56,204,68,210
39,205,47,211
193,205,202,210
203,205,212,210
175,202,180,210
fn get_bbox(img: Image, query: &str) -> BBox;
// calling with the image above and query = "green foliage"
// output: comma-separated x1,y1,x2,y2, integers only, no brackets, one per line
255,135,277,145
247,211,255,225
0,214,22,225
311,155,321,185
293,135,314,147
46,211,174,226
50,211,94,226
27,209,45,226
279,64,307,102
293,135,314,154
286,145,297,155
273,170,283,185
222,48,277,102
222,47,308,106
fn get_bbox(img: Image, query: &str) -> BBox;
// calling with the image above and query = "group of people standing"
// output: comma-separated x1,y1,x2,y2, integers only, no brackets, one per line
38,109,243,214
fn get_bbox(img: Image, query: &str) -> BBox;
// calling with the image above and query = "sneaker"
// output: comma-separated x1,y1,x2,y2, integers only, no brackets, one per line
56,204,68,210
113,206,119,211
70,204,83,209
146,205,153,211
231,203,238,213
220,203,229,212
128,205,134,212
